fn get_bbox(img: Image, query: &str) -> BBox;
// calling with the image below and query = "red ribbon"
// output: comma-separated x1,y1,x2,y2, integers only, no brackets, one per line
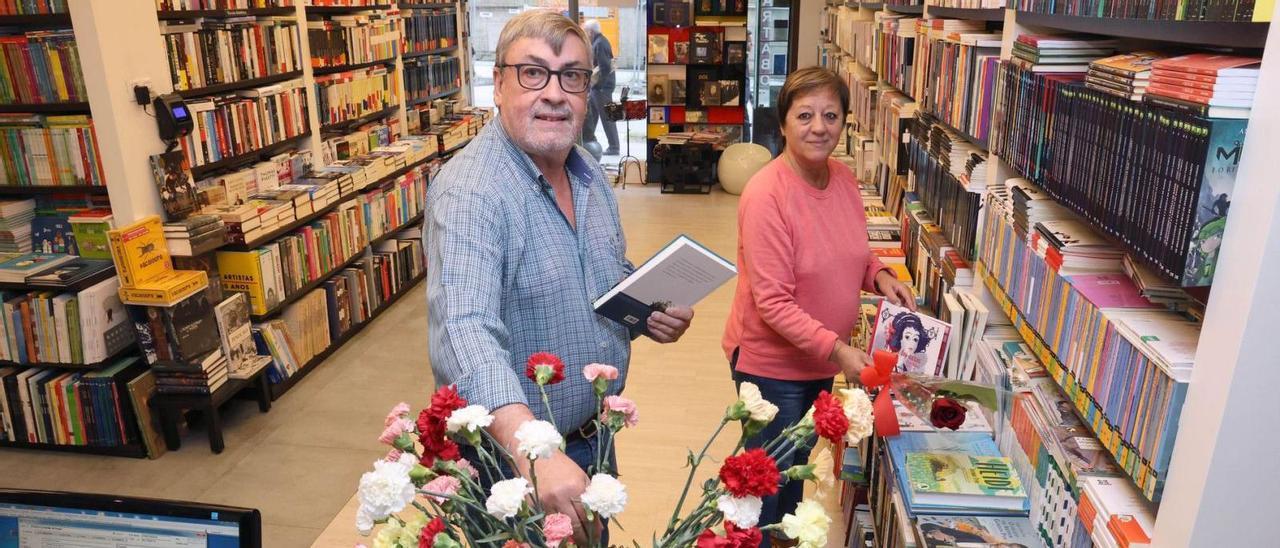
859,350,901,437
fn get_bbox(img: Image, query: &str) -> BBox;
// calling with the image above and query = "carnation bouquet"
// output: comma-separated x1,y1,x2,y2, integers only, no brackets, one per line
354,352,876,548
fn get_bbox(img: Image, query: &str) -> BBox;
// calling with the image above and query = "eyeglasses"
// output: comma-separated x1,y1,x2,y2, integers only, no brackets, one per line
497,63,593,93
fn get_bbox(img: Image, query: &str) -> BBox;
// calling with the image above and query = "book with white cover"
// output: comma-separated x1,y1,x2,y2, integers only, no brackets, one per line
593,235,735,336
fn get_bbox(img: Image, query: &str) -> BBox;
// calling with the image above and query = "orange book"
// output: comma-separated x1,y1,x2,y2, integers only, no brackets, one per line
1152,53,1261,76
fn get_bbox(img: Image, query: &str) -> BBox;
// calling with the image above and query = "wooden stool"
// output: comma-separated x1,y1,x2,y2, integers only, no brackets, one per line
150,367,271,454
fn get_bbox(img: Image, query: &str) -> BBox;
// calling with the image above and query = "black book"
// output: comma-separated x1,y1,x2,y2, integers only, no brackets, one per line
163,292,221,363
25,258,114,289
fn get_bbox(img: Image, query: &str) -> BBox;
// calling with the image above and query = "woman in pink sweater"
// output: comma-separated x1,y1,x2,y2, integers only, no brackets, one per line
722,67,915,544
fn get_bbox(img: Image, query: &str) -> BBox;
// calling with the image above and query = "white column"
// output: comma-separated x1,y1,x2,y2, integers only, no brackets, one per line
68,0,171,224
796,0,826,67
1152,6,1280,546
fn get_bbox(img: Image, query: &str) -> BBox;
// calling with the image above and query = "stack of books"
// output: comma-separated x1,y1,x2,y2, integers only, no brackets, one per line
0,199,36,252
160,16,302,92
1010,35,1117,73
1078,475,1156,548
888,432,1030,518
0,252,76,283
1145,53,1261,119
1031,219,1127,274
164,215,227,257
1086,51,1165,101
107,216,209,306
152,349,230,396
129,288,223,365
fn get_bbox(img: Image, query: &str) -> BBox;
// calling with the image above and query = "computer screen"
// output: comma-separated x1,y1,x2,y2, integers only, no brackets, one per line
0,490,260,548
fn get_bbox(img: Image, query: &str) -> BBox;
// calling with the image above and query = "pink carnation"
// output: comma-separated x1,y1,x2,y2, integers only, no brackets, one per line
543,513,574,547
385,402,411,427
583,363,619,382
383,449,403,462
422,475,462,504
456,458,480,479
602,395,639,428
378,421,407,446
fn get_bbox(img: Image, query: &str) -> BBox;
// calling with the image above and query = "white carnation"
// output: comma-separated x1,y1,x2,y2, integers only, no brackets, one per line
839,388,874,443
445,404,495,433
354,506,375,536
780,500,831,548
739,382,779,423
515,420,562,460
716,495,763,528
580,474,628,519
356,456,416,524
485,478,532,519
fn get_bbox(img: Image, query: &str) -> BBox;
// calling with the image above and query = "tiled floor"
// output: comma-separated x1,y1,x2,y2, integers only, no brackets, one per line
0,182,759,547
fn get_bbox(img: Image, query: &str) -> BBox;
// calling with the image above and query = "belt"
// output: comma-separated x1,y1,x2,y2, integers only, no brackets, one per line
566,421,599,442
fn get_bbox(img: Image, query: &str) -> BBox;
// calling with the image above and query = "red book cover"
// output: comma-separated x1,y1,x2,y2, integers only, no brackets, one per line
1148,73,1255,92
668,105,686,124
706,106,744,124
1152,53,1261,76
1145,84,1213,104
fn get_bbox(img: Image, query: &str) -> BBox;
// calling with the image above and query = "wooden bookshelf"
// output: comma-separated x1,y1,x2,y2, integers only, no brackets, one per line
0,13,71,26
267,268,426,401
175,71,304,100
221,153,438,252
885,3,924,14
155,7,296,19
0,185,108,196
320,105,400,134
402,45,457,60
312,57,397,76
0,267,117,294
0,102,91,114
1014,11,1270,48
189,132,311,180
0,439,148,458
398,2,459,7
305,4,394,14
0,345,139,372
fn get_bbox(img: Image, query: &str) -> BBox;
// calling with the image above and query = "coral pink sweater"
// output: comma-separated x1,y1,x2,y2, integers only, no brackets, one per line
723,157,889,381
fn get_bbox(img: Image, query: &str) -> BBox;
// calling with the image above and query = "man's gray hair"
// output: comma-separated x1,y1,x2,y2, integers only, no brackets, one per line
495,10,592,68
583,19,601,35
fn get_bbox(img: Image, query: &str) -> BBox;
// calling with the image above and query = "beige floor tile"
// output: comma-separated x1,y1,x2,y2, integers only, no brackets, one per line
262,523,325,548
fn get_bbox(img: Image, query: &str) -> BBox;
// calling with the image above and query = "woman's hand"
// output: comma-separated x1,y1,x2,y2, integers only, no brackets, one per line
874,270,916,311
829,341,873,384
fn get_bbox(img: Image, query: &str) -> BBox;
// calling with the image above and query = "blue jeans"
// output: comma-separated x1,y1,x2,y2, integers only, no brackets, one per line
459,431,610,545
731,349,833,548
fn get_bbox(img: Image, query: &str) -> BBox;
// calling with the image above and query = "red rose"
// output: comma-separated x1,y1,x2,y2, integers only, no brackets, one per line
696,523,763,548
812,390,850,443
419,517,446,548
929,397,967,430
525,352,566,385
718,448,780,498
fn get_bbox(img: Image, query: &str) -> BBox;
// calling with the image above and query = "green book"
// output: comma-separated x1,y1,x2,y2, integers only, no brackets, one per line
65,373,83,445
67,297,82,364
904,451,1027,512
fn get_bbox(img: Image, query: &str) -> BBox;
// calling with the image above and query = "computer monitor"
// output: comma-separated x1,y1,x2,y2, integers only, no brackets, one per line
0,489,261,547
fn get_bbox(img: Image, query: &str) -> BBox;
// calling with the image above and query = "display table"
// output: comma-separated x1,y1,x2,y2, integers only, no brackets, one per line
150,366,272,454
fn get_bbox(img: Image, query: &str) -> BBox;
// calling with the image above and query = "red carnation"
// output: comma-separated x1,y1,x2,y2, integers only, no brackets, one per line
525,352,566,386
929,397,967,430
419,517,447,548
718,448,780,498
812,390,850,443
696,522,763,548
428,385,467,421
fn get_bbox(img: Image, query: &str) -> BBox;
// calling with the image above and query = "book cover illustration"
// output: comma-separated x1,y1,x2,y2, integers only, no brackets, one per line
700,81,722,106
647,34,669,64
164,291,221,362
1184,118,1247,287
649,107,667,124
671,79,687,104
725,42,746,65
214,292,258,375
673,40,690,64
648,74,670,105
150,150,199,222
32,216,77,255
719,80,740,106
870,300,951,375
914,515,1040,548
905,452,1026,498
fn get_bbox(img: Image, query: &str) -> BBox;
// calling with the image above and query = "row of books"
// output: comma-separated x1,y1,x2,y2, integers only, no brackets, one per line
990,58,1248,287
0,114,106,188
874,14,917,98
176,78,309,169
308,0,385,6
1011,0,1266,21
1,1,68,14
404,55,461,103
417,106,489,153
320,117,395,163
906,114,984,260
981,181,1199,502
645,28,743,65
401,8,458,55
307,12,399,69
823,7,876,71
160,16,303,92
0,274,134,365
254,232,424,384
314,65,398,127
911,19,1000,145
0,30,87,106
192,149,313,217
933,0,1005,6
900,196,975,319
155,0,294,11
0,357,153,449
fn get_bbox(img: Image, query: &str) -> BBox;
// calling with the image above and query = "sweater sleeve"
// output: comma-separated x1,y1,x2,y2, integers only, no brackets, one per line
739,185,840,361
862,252,892,294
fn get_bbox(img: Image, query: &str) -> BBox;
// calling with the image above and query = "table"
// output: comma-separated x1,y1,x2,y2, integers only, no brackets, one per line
150,366,272,454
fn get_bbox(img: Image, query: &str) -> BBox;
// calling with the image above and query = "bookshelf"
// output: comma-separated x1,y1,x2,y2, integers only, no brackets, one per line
305,4,395,14
820,0,1280,543
313,57,397,76
320,105,401,134
0,439,148,458
174,71,305,100
0,103,92,114
154,7,295,19
188,133,313,180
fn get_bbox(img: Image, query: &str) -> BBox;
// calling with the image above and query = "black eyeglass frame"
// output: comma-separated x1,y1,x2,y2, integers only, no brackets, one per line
496,63,594,93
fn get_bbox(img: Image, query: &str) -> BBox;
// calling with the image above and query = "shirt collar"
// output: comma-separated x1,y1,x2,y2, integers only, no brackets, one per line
491,116,595,193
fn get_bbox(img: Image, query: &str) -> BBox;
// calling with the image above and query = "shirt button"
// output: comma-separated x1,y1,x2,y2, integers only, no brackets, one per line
599,342,608,348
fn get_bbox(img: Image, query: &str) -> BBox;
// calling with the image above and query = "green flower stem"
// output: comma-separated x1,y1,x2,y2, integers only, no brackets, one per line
529,456,543,512
666,418,730,534
593,391,605,475
538,385,559,432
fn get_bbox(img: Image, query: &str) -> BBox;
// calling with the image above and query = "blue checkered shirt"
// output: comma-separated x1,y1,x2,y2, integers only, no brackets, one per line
425,119,634,434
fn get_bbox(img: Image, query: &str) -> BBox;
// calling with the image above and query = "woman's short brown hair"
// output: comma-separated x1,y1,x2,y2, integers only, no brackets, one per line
776,66,850,122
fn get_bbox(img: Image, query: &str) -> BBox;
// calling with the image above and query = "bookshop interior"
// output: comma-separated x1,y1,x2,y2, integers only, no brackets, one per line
0,0,1275,547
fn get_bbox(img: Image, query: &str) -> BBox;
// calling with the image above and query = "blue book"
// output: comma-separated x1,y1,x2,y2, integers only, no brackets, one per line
885,431,1030,517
